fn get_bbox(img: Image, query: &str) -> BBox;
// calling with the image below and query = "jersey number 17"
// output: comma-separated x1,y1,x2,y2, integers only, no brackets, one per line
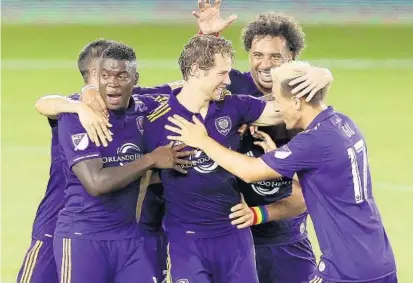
347,139,369,203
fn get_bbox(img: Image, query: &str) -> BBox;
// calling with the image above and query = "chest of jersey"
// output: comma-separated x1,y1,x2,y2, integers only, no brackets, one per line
100,114,145,168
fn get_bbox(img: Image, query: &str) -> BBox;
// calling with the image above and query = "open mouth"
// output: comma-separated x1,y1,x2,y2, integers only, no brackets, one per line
107,94,122,104
258,70,272,82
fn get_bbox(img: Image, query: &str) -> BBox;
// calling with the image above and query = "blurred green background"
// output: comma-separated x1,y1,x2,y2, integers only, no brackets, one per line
2,20,413,283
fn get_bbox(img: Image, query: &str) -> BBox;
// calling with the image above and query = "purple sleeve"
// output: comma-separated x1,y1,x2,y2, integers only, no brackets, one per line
232,94,266,124
260,131,320,178
58,113,101,168
132,84,172,95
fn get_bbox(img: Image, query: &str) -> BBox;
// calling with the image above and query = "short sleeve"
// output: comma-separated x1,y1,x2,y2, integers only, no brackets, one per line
58,113,101,168
231,94,266,124
260,131,321,178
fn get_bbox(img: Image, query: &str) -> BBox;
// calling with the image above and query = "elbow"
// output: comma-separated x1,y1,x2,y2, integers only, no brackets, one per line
34,99,44,114
83,181,106,197
84,186,102,197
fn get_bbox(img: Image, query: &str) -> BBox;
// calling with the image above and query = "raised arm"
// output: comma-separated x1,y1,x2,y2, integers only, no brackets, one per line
35,95,82,119
251,100,284,127
35,94,112,147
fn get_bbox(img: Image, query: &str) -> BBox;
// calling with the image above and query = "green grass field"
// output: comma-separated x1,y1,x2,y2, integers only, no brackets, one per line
2,24,413,282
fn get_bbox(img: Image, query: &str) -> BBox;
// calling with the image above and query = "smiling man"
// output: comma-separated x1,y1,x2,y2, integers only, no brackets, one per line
165,62,398,283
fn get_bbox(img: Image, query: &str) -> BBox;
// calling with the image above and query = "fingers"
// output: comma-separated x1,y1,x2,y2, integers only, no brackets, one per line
305,86,321,102
254,130,271,140
165,124,182,135
97,96,109,117
288,75,307,87
230,203,244,213
166,141,174,148
192,10,201,18
84,125,97,145
198,0,204,9
192,115,202,125
95,124,108,147
167,135,183,142
296,84,316,98
167,116,186,129
205,0,210,7
215,0,221,8
249,125,257,135
223,14,238,27
174,158,193,166
172,143,187,151
173,165,187,174
237,124,247,136
291,77,311,95
175,150,194,158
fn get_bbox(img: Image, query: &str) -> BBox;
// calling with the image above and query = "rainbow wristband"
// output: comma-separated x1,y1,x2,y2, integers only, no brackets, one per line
250,206,270,225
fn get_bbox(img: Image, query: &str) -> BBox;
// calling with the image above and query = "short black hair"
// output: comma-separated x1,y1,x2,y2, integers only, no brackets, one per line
242,13,305,60
100,42,136,62
77,39,117,83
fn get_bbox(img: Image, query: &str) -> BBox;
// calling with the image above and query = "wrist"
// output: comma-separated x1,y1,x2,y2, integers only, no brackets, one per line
198,30,220,37
81,84,98,95
250,205,270,225
141,153,156,170
197,135,212,151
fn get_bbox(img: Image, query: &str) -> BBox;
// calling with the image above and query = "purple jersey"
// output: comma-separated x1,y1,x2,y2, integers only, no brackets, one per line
261,106,396,281
31,94,80,240
144,89,266,238
132,84,171,95
55,96,162,240
228,69,307,246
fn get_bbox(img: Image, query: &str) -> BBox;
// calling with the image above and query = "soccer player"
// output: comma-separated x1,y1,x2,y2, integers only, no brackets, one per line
193,2,333,281
165,62,398,283
31,39,175,282
17,39,116,283
54,43,192,283
144,35,319,283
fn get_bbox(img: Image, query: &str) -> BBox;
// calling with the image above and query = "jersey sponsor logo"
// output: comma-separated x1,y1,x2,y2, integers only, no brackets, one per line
71,133,89,151
246,151,289,195
172,141,219,174
136,116,144,135
274,145,292,159
190,149,219,174
215,116,232,136
102,143,143,166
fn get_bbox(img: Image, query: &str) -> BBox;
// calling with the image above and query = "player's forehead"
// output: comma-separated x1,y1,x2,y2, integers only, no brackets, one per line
251,35,288,54
213,54,232,70
100,58,135,73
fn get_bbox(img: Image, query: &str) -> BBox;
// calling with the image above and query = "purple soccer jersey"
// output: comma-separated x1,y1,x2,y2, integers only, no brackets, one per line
55,96,162,240
144,88,266,238
261,106,397,281
228,69,309,246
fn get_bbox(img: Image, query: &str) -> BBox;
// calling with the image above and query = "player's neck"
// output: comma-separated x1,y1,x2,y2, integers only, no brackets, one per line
177,84,210,114
300,103,328,129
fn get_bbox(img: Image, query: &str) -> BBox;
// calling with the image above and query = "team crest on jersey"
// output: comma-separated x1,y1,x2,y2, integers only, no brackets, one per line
176,279,189,283
136,116,144,134
215,116,232,136
71,133,88,151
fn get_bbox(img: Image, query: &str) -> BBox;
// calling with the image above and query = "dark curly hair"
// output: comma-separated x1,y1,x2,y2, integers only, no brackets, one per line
178,35,235,80
242,12,305,60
